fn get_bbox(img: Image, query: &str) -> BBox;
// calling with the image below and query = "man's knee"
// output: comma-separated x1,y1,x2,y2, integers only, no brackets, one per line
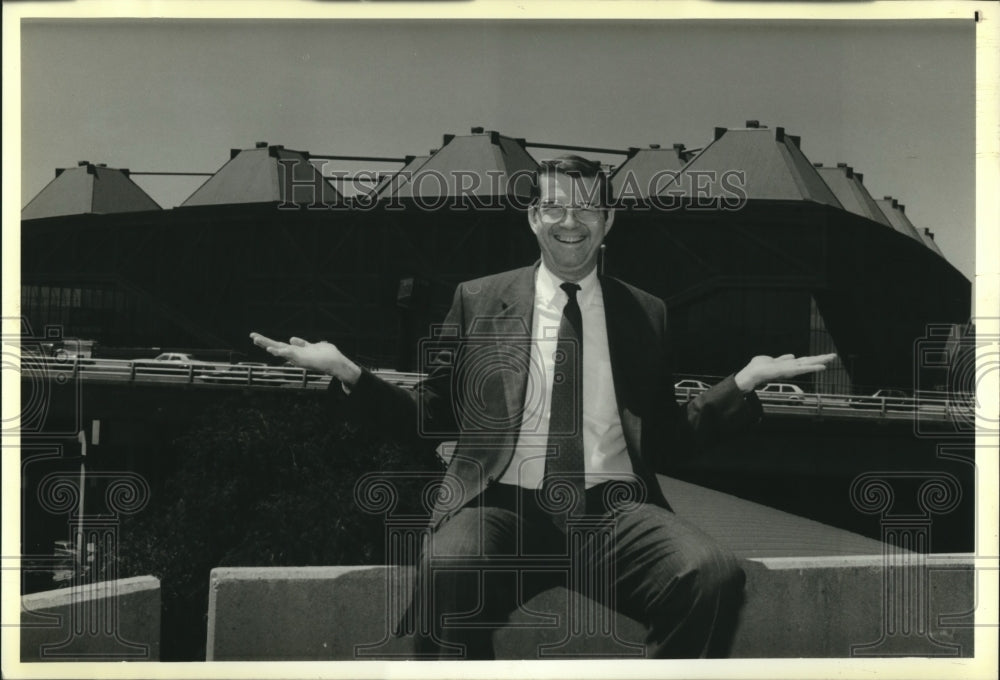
703,547,744,595
428,506,514,557
648,541,744,608
681,544,744,604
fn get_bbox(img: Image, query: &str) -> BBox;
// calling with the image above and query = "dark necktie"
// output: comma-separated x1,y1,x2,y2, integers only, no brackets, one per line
542,282,585,526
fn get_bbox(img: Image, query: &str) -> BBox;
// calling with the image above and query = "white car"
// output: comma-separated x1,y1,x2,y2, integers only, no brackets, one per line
758,382,807,402
133,352,218,376
143,352,197,363
674,379,710,399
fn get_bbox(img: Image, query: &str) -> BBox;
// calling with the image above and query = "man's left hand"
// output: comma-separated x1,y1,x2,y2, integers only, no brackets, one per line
734,353,838,393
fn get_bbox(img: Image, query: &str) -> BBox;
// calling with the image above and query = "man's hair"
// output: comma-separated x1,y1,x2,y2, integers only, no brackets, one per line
530,155,613,208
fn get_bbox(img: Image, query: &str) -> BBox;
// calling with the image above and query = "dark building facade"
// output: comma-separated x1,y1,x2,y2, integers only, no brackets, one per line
21,125,970,393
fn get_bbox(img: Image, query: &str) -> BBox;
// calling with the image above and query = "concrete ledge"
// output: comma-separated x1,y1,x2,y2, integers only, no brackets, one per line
732,554,974,657
206,556,974,660
20,575,161,661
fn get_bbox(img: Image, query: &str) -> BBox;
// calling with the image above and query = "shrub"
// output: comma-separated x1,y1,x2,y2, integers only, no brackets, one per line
116,390,441,660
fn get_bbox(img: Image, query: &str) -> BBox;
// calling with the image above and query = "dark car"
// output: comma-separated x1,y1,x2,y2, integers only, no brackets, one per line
849,389,911,410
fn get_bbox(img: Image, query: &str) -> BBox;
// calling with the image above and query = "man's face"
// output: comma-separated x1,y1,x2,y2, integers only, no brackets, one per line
528,172,614,282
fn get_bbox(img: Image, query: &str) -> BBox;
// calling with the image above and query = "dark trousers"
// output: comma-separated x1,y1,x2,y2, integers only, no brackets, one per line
412,482,745,659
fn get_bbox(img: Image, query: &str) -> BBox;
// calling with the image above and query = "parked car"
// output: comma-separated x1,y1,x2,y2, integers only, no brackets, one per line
849,388,911,410
260,362,325,385
674,379,710,399
758,382,807,402
133,352,218,377
134,352,196,364
201,361,267,384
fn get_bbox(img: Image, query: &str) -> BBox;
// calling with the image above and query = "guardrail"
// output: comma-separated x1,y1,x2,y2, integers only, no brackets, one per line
21,356,973,421
20,356,425,389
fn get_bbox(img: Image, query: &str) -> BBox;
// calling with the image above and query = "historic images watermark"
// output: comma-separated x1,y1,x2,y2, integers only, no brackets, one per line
7,318,156,660
352,469,651,659
350,311,652,658
913,321,997,438
3,318,82,441
273,158,749,213
844,318,998,657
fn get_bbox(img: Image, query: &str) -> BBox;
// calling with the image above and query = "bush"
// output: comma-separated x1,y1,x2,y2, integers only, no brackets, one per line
116,390,442,660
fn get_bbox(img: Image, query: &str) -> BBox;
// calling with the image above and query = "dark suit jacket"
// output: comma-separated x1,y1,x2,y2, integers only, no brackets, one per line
343,264,762,530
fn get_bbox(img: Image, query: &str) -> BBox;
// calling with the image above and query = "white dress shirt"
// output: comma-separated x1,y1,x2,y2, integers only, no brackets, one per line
498,262,634,489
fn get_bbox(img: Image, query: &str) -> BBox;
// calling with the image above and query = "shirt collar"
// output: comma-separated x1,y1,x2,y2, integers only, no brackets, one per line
536,261,601,311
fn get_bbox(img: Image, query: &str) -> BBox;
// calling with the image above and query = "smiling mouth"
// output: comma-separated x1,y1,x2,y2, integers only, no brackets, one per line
553,234,586,244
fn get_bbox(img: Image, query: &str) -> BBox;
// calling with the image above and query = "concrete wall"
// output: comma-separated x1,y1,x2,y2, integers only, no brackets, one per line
206,556,974,660
20,575,161,661
732,555,974,657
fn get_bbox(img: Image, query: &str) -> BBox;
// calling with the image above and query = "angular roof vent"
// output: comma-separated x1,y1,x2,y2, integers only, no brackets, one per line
23,163,162,219
746,120,761,128
665,123,840,207
815,164,890,226
181,145,343,208
388,129,538,202
470,126,484,134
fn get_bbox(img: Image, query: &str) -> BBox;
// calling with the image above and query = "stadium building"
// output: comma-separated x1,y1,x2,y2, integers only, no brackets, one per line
21,122,970,393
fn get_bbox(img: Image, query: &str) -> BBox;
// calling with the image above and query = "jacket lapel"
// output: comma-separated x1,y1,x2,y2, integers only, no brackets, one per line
493,265,537,426
600,275,644,457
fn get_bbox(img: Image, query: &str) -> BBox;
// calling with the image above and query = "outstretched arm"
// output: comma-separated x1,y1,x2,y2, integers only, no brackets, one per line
248,285,466,445
733,353,838,392
655,294,838,462
248,333,362,387
674,352,839,449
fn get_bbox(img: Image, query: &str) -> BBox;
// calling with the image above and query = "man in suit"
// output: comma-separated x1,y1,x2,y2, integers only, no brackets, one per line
251,155,835,659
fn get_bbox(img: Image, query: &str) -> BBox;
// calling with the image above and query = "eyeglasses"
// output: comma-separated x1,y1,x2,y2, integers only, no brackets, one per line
536,202,606,225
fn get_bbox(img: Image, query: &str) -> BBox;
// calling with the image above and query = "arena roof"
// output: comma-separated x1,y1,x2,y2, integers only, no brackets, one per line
814,163,892,228
661,122,842,207
877,197,948,258
181,143,343,208
21,162,161,220
391,128,538,200
373,154,430,198
875,197,926,245
919,227,946,257
610,144,692,200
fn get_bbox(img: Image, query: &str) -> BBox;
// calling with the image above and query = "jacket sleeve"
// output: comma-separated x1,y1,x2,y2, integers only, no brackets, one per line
328,285,465,451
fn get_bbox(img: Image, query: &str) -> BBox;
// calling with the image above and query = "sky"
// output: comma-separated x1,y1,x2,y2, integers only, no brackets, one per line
18,18,976,282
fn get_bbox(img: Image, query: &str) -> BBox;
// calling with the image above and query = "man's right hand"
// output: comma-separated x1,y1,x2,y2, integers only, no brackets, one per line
249,332,362,387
